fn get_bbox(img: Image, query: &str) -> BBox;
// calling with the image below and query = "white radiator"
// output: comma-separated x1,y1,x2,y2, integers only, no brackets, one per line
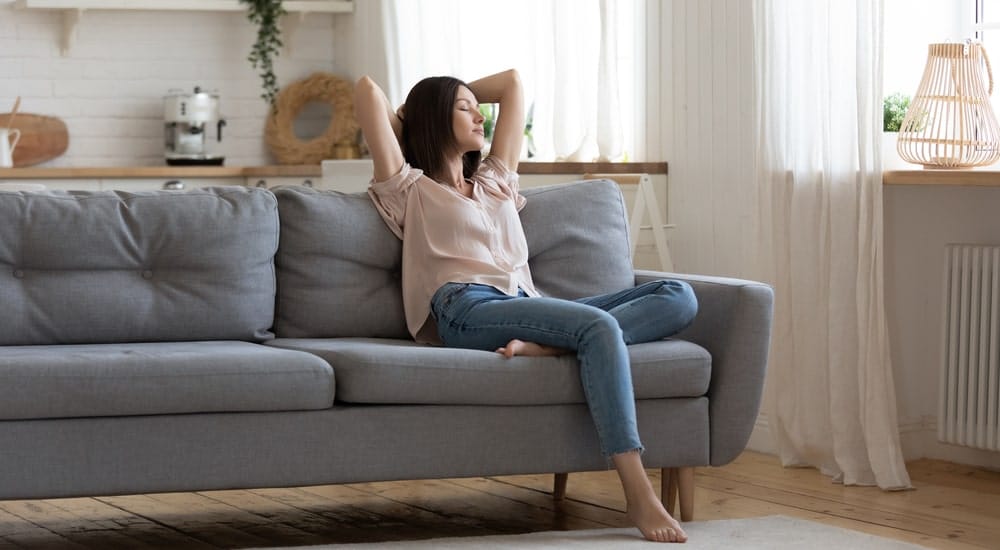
939,244,1000,451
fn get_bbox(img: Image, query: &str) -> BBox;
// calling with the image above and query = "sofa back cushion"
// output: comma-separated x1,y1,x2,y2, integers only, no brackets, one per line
273,187,409,339
520,179,635,298
0,187,278,345
272,178,634,339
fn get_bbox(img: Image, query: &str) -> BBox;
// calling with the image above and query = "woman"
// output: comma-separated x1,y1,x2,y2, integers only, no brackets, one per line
354,69,696,543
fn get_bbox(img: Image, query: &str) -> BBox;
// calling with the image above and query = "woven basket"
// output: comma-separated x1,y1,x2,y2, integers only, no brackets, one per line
898,42,1000,169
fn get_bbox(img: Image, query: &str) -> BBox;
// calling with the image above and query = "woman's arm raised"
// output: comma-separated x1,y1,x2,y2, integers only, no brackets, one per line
354,76,405,182
467,69,524,171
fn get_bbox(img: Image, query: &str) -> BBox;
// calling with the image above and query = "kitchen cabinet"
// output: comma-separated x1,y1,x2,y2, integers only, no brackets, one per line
15,0,353,55
0,179,99,191
0,177,243,192
320,159,374,193
102,178,244,192
247,177,319,190
0,166,322,192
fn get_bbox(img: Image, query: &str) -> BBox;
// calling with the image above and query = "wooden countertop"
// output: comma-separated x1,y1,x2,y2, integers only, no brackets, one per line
0,161,669,179
8,163,996,186
0,165,318,179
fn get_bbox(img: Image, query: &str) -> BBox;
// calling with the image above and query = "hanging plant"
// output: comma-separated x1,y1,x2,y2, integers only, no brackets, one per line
240,0,287,106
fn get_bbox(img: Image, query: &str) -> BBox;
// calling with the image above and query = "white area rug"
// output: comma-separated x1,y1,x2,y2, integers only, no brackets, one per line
251,515,930,549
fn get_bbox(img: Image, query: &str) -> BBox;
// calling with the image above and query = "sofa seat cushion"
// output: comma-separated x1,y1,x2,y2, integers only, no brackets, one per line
265,337,710,405
0,341,334,420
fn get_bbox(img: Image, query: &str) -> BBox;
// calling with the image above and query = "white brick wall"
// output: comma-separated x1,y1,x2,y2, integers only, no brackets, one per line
0,3,345,166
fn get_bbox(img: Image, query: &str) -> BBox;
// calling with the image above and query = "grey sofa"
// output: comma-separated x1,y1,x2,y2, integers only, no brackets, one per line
0,180,772,519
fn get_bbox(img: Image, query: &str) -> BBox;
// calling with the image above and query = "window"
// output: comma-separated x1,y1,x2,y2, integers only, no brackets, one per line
976,0,1000,40
883,0,967,101
387,0,642,162
882,0,1000,126
971,0,1000,118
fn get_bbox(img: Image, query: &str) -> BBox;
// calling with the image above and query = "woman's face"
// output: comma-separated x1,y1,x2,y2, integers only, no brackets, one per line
452,86,486,153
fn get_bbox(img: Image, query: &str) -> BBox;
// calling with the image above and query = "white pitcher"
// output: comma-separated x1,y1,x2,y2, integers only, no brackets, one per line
0,128,21,168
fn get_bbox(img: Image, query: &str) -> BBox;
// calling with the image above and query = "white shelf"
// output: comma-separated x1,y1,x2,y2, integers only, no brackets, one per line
16,1,352,13
14,0,354,55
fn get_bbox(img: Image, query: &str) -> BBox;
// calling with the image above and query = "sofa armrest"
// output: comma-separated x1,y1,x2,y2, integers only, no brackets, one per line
635,270,774,466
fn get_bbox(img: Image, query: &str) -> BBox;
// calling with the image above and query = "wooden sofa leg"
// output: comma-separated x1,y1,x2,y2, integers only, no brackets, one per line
553,472,568,500
661,467,695,521
661,467,678,514
677,466,695,521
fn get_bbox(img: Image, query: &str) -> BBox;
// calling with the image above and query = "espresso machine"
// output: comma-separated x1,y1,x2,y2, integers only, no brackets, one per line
164,87,227,165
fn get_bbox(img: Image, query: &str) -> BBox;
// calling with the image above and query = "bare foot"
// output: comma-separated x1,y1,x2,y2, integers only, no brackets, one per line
495,339,569,358
613,451,687,543
626,492,687,543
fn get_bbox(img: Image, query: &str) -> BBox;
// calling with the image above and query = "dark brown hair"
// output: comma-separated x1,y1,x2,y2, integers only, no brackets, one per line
401,76,481,180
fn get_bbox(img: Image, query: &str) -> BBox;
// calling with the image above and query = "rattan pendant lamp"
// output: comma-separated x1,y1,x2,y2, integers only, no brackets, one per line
897,41,1000,169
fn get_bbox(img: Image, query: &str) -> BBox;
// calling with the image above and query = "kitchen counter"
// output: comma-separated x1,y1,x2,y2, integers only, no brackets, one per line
0,161,669,179
14,164,995,188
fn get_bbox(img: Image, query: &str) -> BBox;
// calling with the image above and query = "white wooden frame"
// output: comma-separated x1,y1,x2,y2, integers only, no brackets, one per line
585,173,674,272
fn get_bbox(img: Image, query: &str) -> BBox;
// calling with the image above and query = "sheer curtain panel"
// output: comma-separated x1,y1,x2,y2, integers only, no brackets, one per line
752,0,912,490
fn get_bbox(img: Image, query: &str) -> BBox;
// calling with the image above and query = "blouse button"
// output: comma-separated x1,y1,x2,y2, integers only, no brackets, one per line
13,269,24,278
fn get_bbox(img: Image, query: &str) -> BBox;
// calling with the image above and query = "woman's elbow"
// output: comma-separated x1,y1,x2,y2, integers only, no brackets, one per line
503,69,522,87
354,75,375,94
354,76,379,106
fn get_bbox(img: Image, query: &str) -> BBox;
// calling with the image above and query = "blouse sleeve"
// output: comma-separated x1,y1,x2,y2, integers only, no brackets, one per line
367,163,423,240
477,155,526,211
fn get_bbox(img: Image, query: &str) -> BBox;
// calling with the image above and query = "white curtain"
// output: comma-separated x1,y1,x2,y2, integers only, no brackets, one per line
345,0,401,104
384,0,623,161
752,0,912,489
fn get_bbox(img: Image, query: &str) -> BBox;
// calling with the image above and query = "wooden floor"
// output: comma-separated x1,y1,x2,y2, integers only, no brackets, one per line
1,451,998,549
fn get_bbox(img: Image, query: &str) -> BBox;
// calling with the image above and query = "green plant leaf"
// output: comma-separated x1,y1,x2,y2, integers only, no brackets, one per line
240,0,287,105
883,92,911,132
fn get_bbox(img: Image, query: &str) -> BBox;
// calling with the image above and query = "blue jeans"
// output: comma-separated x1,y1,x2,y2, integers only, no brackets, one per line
430,280,698,457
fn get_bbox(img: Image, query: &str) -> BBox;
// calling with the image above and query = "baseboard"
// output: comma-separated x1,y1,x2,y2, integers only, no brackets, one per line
746,414,775,454
899,416,1000,471
747,412,999,471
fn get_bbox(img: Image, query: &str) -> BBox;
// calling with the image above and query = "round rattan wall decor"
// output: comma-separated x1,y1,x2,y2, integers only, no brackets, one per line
265,72,359,165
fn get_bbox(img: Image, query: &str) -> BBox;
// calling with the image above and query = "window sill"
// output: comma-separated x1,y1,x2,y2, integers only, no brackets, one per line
884,169,1000,187
517,162,667,175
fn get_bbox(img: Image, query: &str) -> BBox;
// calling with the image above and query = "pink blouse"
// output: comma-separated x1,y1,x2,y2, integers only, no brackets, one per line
368,156,539,344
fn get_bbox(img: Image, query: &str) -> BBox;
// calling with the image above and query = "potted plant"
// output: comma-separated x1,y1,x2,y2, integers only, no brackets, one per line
240,0,286,106
478,103,537,159
883,92,910,169
884,92,910,132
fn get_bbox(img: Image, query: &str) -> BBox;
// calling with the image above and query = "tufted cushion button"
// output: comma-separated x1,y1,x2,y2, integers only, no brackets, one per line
141,270,153,279
13,269,24,278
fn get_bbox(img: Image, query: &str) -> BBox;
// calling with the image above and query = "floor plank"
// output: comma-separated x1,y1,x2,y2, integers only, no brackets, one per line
0,451,996,549
0,499,142,550
97,493,271,548
906,459,1000,495
697,453,1000,547
450,476,630,528
259,484,487,543
41,497,214,550
349,478,576,534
